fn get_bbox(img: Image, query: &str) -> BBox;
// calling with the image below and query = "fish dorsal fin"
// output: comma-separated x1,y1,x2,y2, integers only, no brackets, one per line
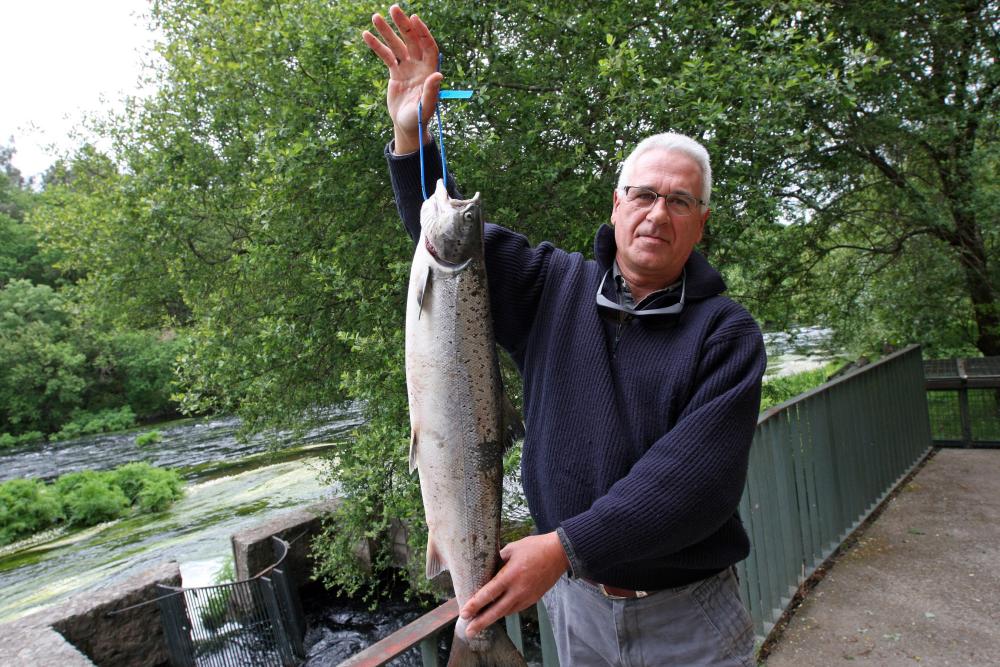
493,353,525,451
416,264,431,319
501,389,525,451
425,531,448,579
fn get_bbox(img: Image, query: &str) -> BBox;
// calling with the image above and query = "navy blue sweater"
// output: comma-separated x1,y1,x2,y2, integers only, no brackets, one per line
388,143,766,591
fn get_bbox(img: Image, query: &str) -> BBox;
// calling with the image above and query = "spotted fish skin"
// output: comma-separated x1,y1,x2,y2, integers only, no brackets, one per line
405,179,525,666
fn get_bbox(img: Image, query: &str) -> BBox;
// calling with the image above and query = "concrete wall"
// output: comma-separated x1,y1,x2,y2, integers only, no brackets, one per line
0,560,181,667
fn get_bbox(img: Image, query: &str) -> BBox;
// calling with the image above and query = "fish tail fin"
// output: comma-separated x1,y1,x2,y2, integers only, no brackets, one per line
447,622,527,667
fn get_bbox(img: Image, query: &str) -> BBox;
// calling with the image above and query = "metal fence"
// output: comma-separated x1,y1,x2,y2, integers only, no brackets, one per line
739,344,932,639
157,536,305,667
338,345,933,664
924,357,1000,448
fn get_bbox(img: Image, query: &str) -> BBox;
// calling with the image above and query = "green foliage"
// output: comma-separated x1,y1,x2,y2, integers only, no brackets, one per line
0,278,181,439
0,464,185,546
111,462,183,506
48,406,137,442
0,279,87,434
0,479,64,545
135,430,164,448
60,477,131,527
0,431,44,449
760,362,844,411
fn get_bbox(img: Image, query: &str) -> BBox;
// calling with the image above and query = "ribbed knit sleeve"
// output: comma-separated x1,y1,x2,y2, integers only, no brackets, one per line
387,140,554,352
558,312,765,579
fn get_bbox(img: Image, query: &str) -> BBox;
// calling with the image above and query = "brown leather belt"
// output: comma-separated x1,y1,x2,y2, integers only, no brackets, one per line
583,578,649,599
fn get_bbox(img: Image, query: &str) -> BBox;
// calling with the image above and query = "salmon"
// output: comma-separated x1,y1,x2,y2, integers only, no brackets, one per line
405,179,526,666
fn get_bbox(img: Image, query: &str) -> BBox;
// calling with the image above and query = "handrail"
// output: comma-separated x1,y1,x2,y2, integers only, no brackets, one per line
757,344,920,423
337,598,458,667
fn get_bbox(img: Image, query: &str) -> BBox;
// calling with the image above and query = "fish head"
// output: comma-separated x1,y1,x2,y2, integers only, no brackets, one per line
420,179,483,267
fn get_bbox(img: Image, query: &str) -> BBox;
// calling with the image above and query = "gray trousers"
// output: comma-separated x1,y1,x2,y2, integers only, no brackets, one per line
541,568,755,666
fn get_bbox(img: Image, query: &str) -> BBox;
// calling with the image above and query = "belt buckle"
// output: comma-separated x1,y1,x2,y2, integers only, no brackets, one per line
597,583,648,599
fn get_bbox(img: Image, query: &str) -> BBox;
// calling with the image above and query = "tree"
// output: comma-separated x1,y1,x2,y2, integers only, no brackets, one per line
759,0,999,357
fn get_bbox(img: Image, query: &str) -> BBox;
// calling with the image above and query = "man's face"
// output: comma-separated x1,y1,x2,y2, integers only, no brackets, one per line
611,149,710,288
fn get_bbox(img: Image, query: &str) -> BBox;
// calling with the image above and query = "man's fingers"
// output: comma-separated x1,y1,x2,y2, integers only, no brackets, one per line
361,29,398,70
370,12,408,63
464,591,513,639
411,16,439,62
388,5,422,60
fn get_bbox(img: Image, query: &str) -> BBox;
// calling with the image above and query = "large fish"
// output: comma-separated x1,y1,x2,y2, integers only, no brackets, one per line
405,179,526,666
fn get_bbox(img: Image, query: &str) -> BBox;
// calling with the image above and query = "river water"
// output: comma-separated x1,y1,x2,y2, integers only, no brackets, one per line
0,405,363,623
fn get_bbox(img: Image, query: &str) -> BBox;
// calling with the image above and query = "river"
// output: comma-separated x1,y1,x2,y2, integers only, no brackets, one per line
0,405,363,623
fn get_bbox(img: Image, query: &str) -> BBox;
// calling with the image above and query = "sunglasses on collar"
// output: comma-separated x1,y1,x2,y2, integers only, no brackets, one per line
595,268,686,318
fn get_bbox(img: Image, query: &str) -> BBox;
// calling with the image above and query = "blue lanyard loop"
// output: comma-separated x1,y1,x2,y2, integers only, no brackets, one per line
417,54,474,201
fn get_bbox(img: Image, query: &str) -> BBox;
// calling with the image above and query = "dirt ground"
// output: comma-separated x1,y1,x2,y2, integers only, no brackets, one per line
762,448,1000,666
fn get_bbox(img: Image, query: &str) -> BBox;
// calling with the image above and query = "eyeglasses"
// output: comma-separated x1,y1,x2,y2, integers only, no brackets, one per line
622,186,705,217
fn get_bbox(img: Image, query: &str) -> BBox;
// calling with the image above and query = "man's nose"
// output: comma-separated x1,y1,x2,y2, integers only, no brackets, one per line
646,196,674,222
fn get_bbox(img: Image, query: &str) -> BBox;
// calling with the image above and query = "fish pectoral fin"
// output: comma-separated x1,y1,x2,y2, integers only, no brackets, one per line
416,265,431,319
408,429,418,474
425,536,448,580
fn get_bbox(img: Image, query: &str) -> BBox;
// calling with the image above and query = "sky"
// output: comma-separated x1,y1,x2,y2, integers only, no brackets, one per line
1,1,159,180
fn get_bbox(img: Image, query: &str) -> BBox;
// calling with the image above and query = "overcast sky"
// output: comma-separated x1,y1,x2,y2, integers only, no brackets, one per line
2,1,158,180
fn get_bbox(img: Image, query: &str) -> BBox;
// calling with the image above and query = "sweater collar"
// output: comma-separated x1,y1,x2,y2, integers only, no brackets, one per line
593,223,726,300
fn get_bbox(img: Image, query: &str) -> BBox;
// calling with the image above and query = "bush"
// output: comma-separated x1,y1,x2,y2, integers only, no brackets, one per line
135,430,163,448
0,431,43,449
0,479,63,545
49,405,137,442
61,477,131,527
760,362,843,411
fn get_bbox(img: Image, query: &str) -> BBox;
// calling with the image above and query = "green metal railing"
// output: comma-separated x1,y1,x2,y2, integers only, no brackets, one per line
339,345,933,664
738,344,932,638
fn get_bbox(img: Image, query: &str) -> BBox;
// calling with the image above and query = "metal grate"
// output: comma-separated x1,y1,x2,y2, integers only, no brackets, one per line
924,356,1000,448
157,537,305,667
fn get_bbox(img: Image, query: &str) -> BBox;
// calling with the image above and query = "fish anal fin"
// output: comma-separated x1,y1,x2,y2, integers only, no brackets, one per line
425,534,448,580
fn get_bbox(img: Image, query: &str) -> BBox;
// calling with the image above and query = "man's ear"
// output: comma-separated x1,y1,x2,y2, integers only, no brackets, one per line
693,207,710,244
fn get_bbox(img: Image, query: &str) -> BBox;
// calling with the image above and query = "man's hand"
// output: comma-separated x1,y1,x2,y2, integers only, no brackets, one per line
362,4,442,154
460,532,570,639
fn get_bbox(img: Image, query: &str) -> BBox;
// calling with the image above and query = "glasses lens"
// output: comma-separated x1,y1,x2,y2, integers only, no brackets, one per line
625,187,656,207
665,195,695,216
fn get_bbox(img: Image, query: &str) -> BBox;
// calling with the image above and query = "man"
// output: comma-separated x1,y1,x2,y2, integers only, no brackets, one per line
363,6,766,665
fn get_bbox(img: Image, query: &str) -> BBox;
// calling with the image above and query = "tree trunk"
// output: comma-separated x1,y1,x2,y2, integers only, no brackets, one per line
952,209,1000,357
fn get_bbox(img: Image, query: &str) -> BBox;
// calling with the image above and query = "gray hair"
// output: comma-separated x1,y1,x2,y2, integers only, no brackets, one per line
616,133,712,207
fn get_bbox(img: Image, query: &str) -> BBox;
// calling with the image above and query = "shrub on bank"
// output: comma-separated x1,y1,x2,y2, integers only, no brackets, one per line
0,479,64,544
0,463,185,547
760,362,844,411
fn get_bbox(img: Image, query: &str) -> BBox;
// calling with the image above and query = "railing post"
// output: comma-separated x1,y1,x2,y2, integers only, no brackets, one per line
504,611,524,654
536,601,559,666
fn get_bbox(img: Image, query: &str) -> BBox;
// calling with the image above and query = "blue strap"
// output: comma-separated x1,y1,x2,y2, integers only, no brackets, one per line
418,54,474,201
